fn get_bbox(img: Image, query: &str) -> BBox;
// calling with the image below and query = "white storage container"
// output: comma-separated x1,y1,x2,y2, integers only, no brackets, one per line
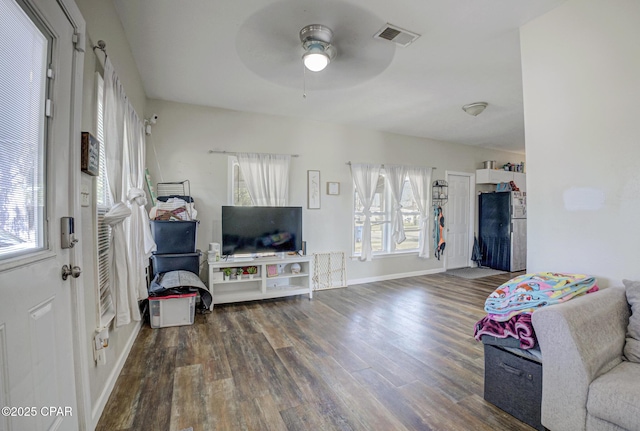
149,292,196,328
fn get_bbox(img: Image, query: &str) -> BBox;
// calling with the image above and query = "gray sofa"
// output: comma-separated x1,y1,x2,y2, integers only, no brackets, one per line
532,286,640,431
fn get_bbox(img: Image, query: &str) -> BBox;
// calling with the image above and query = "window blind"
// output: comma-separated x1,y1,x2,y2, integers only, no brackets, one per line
0,0,48,258
95,72,115,327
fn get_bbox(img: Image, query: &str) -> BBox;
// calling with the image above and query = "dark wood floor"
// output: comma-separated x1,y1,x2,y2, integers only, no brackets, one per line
96,271,534,431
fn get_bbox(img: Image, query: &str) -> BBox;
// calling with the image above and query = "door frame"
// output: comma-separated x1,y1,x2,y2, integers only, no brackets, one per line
54,0,91,429
444,170,475,270
0,0,89,429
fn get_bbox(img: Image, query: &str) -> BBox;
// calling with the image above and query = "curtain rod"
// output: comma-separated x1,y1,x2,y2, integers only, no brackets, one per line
92,39,107,58
346,161,436,170
92,40,107,69
208,150,300,158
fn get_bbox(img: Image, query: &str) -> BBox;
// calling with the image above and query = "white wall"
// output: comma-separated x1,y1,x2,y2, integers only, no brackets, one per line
145,99,522,282
521,0,640,287
74,0,147,426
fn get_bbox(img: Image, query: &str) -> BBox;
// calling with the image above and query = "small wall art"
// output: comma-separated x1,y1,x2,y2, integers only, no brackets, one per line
327,182,340,195
81,132,99,176
307,170,320,209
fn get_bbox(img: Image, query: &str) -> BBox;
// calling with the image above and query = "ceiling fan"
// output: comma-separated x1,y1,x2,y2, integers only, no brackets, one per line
299,24,336,72
235,0,397,90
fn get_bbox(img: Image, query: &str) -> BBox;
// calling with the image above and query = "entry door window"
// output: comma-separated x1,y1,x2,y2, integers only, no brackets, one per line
0,0,50,258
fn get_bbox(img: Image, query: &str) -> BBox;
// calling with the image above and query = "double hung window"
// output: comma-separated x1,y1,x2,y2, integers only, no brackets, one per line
353,171,421,256
229,157,252,206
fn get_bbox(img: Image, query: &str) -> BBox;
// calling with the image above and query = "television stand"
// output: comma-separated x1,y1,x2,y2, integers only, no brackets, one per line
208,255,311,305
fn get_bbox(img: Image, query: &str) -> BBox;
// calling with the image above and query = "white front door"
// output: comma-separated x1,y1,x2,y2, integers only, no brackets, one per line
0,0,81,429
445,172,473,269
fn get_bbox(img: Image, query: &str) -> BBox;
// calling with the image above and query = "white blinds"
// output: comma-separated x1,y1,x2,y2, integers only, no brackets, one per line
0,0,48,258
96,73,115,327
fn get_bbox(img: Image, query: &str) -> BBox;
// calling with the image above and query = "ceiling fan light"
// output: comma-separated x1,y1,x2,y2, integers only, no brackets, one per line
303,46,330,72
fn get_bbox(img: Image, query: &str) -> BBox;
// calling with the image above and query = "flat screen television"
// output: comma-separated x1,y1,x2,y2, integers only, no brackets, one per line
221,206,302,256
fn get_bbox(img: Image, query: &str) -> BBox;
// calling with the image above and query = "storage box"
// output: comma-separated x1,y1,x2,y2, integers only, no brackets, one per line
483,344,544,431
151,251,200,276
150,220,198,254
149,292,196,328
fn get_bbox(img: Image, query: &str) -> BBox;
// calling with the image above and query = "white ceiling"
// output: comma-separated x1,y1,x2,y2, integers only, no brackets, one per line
113,0,566,153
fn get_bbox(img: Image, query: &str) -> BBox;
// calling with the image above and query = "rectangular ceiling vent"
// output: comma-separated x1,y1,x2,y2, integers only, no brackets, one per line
374,23,420,47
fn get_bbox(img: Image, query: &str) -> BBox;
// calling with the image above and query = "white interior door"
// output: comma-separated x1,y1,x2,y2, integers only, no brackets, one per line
0,0,80,429
445,172,473,269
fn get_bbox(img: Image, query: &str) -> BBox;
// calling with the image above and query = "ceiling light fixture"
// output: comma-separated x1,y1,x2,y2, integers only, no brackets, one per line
462,102,488,116
303,44,330,72
300,24,336,72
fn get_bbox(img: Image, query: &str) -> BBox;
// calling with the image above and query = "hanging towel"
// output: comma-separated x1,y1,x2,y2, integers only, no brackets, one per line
434,206,446,260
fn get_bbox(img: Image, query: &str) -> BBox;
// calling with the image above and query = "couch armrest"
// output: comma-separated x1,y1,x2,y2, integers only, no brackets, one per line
531,287,629,431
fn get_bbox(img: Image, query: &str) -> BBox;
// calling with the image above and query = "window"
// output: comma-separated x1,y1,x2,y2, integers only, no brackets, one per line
0,0,49,259
353,171,422,256
229,156,252,206
95,72,115,327
397,180,421,251
229,154,291,207
354,175,385,255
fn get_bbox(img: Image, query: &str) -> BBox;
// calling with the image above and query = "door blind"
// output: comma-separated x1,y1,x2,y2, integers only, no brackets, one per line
0,0,49,258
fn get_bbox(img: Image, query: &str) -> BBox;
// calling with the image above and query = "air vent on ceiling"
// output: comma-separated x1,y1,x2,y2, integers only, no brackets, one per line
374,23,420,47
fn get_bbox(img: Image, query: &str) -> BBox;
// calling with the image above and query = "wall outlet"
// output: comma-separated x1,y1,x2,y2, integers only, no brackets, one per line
96,349,107,366
94,328,109,365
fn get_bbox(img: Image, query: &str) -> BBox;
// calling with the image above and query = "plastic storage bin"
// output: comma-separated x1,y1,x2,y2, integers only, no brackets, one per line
150,220,198,254
149,292,196,328
151,251,201,276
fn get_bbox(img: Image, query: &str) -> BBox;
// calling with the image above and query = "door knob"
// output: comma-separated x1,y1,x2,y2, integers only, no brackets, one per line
62,264,82,280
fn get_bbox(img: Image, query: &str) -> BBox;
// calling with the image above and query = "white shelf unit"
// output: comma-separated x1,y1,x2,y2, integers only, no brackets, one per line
476,169,526,192
208,255,312,305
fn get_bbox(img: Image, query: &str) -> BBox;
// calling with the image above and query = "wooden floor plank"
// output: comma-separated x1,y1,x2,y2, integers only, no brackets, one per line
96,271,536,431
94,372,142,431
351,367,433,430
252,394,289,431
170,364,212,431
275,345,364,430
130,345,177,431
206,378,243,430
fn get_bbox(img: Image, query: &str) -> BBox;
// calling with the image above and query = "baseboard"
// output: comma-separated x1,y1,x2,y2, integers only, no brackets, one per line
348,268,444,286
90,320,142,429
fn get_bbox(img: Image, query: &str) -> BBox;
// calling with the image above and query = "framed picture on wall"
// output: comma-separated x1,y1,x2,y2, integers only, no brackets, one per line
81,132,99,176
307,170,320,209
327,182,340,195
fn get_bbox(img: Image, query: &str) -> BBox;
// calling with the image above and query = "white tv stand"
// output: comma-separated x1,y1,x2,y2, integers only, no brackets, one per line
208,255,312,305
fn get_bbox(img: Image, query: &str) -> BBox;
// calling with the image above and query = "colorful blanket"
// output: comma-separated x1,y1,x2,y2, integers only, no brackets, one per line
474,313,537,349
484,272,598,322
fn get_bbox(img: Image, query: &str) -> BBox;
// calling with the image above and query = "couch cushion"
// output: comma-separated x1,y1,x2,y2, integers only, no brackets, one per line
623,279,640,363
587,361,640,431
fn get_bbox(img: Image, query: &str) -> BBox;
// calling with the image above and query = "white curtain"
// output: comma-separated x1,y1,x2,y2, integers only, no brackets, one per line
103,58,155,327
125,105,156,305
351,163,382,262
237,153,290,206
384,164,408,244
407,166,433,258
